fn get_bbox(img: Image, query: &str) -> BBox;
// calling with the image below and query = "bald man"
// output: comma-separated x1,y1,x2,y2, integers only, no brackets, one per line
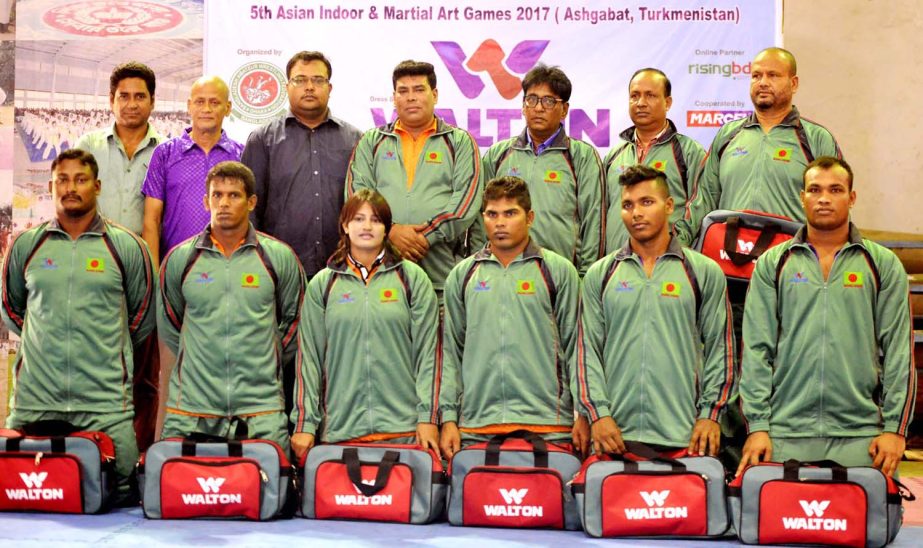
142,75,244,264
675,47,843,246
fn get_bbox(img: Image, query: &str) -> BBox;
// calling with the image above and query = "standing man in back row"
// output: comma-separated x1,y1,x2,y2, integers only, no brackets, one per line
604,68,704,253
480,64,605,276
347,60,481,296
75,61,163,235
242,50,362,278
675,47,842,246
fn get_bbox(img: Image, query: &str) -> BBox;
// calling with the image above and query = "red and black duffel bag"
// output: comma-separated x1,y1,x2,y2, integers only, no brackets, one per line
447,430,582,530
139,425,293,521
301,443,446,523
730,459,915,547
695,209,803,282
0,420,115,514
571,442,730,538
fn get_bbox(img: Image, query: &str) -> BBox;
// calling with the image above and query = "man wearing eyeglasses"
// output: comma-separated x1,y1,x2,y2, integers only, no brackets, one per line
478,64,605,276
141,76,242,266
241,51,362,278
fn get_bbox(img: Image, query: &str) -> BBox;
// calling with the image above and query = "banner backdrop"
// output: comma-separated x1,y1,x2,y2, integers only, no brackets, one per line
205,0,780,149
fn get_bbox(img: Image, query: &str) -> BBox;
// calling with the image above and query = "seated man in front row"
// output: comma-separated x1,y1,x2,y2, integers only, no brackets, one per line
577,165,735,457
439,176,589,458
737,156,915,477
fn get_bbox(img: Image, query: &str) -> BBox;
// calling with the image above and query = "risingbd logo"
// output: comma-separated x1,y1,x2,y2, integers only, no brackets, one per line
431,39,550,99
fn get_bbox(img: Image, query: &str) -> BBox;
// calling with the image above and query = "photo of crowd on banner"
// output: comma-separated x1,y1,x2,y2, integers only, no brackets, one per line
0,46,916,547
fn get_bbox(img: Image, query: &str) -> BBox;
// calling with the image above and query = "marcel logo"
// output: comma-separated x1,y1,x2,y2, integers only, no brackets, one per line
334,479,393,506
686,110,750,128
781,500,847,532
180,477,242,505
432,39,549,99
624,490,689,520
483,488,544,517
4,472,64,501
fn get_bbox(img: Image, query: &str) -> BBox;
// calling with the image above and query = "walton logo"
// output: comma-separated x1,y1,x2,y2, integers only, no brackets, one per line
4,472,64,501
334,479,393,506
180,477,242,505
718,239,756,262
782,500,847,531
431,39,549,99
624,490,689,520
483,487,543,517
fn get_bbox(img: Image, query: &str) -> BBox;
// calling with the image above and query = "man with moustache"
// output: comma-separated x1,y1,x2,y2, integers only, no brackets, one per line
675,47,843,246
142,76,243,265
75,62,163,235
604,68,705,252
737,157,915,477
2,148,156,503
242,51,362,278
479,64,605,276
576,165,734,456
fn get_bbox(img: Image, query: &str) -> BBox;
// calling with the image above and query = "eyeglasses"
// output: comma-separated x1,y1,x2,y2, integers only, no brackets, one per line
289,76,329,88
523,95,564,109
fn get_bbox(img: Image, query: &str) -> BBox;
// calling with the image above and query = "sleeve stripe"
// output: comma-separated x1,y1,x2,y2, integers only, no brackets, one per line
422,132,481,236
430,324,443,424
575,301,600,422
897,295,917,435
293,339,307,430
159,245,185,331
710,291,736,421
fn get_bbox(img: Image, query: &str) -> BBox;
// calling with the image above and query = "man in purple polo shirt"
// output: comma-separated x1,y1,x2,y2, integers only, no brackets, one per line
142,75,244,265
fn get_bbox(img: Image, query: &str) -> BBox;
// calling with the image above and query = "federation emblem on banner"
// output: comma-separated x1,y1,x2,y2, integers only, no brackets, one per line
230,62,288,125
42,1,184,37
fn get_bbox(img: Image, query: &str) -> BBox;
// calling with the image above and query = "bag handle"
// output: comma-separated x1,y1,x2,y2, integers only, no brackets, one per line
619,441,687,472
782,458,848,482
723,216,781,266
180,418,249,458
5,436,67,454
484,430,549,468
343,448,400,497
19,420,82,437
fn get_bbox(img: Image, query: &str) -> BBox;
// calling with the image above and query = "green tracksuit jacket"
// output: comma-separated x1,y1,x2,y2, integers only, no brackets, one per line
439,240,579,429
675,106,842,245
158,225,305,417
1,215,155,413
741,225,916,438
346,118,482,291
576,238,736,447
604,121,705,252
292,252,439,440
478,128,606,276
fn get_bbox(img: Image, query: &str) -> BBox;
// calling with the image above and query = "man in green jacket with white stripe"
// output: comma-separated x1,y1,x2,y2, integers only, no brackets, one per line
158,162,305,453
439,176,588,459
2,148,156,504
577,165,735,456
738,157,915,477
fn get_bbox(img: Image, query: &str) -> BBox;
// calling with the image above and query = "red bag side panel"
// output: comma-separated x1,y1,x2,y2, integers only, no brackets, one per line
160,458,262,520
758,481,867,547
601,473,708,537
462,467,564,529
0,453,84,513
313,461,413,523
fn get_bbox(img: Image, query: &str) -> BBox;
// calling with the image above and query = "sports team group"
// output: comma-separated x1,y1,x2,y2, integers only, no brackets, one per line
1,46,915,520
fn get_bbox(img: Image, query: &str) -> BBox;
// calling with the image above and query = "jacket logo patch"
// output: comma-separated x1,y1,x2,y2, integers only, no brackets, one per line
614,164,628,175
86,258,105,273
195,272,215,284
241,273,260,288
614,280,634,292
474,280,491,292
731,146,748,157
651,160,667,171
843,271,863,288
338,292,355,304
661,282,681,297
772,148,792,162
790,272,809,284
424,151,443,164
507,167,521,177
379,288,399,303
516,279,535,295
543,170,562,183
382,150,397,160
40,258,59,270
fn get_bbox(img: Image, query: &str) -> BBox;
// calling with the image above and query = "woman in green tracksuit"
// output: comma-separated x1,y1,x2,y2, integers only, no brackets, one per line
291,190,440,460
